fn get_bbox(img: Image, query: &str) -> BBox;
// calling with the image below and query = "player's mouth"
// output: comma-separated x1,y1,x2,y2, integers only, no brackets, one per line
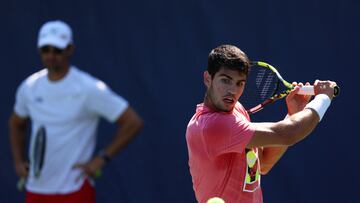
223,96,235,105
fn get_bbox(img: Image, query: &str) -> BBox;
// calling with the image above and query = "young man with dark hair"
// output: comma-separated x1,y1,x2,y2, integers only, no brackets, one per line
186,44,337,203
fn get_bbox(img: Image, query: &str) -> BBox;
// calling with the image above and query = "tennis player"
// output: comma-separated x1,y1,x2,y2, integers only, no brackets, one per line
186,44,337,203
9,20,143,203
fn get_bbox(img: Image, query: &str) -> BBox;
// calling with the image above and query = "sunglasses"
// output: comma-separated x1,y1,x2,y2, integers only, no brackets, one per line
40,46,65,54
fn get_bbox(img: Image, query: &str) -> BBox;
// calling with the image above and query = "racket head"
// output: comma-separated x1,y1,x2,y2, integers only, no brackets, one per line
33,126,46,178
240,61,293,114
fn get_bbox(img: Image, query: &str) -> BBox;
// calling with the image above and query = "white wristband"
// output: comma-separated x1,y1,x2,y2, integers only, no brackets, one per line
305,94,331,121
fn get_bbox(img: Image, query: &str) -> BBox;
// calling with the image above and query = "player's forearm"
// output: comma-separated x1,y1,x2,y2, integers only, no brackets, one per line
274,108,319,145
259,146,288,175
9,119,28,163
259,114,293,174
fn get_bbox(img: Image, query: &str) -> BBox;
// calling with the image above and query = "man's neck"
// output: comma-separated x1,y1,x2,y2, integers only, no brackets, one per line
204,94,218,112
47,65,70,81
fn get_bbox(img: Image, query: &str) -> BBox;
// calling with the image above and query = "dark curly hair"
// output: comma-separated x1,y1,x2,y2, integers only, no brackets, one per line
207,45,251,78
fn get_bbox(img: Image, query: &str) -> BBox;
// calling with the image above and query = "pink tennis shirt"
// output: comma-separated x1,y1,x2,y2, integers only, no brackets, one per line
186,102,262,203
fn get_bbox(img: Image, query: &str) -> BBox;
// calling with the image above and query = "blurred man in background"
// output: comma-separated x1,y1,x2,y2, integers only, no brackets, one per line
9,20,143,203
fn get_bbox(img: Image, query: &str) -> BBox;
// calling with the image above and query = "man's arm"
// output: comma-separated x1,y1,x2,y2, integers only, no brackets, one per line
258,146,287,174
101,106,144,158
259,82,312,174
249,108,319,147
74,106,143,177
252,108,319,174
249,80,336,173
9,113,30,178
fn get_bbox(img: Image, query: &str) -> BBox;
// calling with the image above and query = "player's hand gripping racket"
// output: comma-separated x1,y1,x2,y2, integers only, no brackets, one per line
17,126,46,191
240,61,340,114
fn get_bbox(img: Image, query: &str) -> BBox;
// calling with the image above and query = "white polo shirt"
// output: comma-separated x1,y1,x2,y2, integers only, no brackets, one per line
14,66,129,194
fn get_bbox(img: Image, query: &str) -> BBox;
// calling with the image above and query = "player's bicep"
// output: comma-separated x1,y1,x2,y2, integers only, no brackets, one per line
247,121,295,148
9,112,29,130
116,106,143,128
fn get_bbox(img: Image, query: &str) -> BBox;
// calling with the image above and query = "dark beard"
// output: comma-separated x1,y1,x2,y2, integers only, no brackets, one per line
46,65,63,72
205,87,232,112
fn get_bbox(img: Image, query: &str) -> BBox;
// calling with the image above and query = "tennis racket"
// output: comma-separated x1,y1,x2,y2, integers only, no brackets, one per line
240,61,340,114
33,126,46,178
17,126,47,191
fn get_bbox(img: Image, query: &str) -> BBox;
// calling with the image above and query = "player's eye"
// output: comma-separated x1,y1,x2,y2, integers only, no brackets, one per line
221,78,231,85
40,46,64,54
237,81,246,87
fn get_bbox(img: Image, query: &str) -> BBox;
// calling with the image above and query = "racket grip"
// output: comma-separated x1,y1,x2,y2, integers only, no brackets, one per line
297,85,340,97
17,177,26,191
297,86,315,95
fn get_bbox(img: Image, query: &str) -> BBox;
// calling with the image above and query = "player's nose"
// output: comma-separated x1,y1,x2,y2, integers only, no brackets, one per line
227,84,238,94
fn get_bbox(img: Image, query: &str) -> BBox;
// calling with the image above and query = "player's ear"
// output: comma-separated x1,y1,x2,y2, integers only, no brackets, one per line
65,45,75,56
204,71,211,88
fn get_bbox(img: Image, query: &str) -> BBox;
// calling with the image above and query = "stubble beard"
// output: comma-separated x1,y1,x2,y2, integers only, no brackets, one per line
46,64,64,73
206,87,232,112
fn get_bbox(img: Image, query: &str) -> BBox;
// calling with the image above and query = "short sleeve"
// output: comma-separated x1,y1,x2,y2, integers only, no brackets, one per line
86,80,129,123
203,114,255,158
14,82,29,118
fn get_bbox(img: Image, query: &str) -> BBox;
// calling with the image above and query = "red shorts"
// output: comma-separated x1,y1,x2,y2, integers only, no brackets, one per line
25,179,95,203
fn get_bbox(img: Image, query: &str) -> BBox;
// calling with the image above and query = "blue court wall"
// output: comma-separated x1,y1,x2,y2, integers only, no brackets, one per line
0,0,358,202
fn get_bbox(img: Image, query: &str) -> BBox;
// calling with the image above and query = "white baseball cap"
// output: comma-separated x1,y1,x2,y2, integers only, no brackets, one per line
37,20,73,49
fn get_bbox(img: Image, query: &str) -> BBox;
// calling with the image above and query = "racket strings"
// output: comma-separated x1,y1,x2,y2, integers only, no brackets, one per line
255,69,266,88
261,73,276,100
33,126,46,178
241,65,279,112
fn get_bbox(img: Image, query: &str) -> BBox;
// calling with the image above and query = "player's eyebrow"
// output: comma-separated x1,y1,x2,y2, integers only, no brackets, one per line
219,73,246,82
218,73,233,80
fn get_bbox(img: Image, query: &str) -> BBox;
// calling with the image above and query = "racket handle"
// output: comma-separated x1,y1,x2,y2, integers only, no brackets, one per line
17,177,26,191
297,86,315,95
297,86,340,97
